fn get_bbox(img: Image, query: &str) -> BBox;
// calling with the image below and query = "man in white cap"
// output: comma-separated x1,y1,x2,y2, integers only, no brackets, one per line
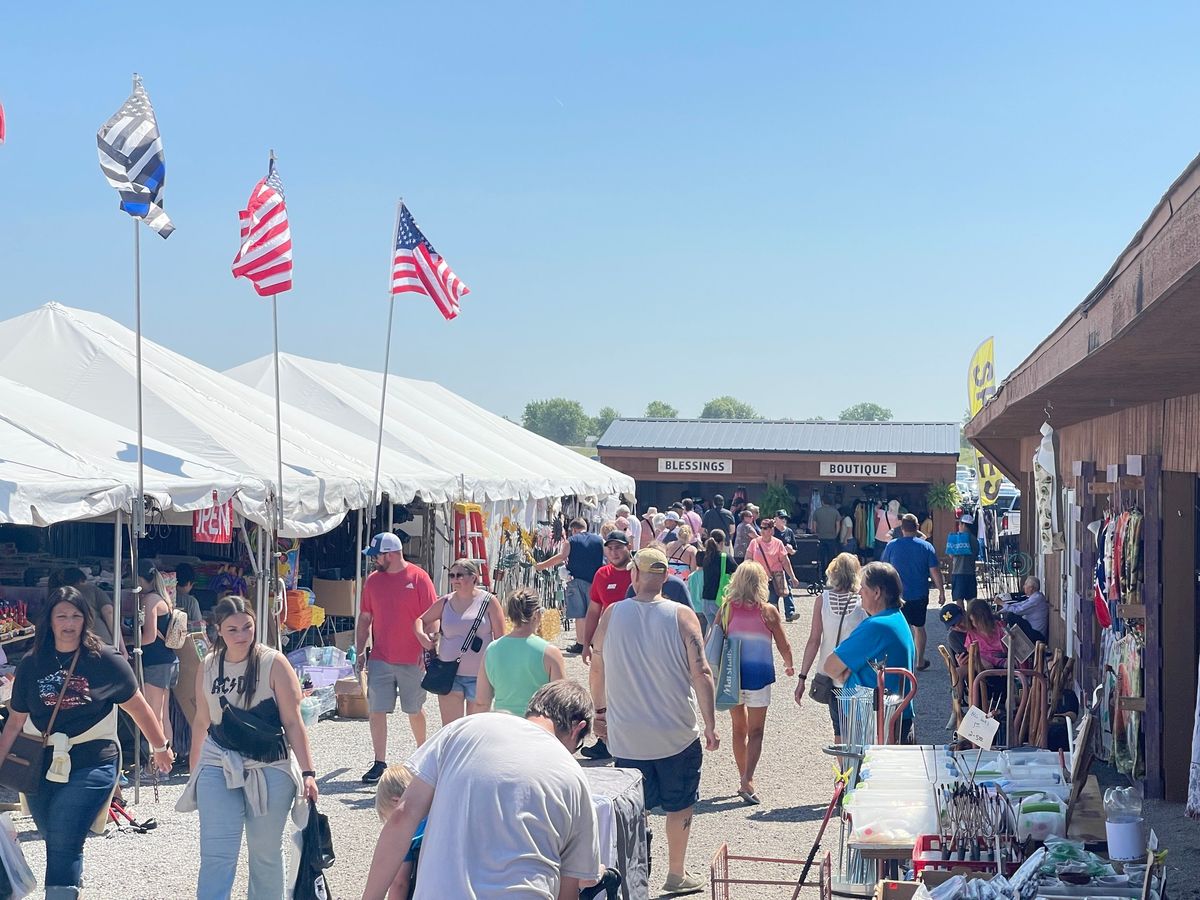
949,514,980,604
356,532,438,783
590,547,719,896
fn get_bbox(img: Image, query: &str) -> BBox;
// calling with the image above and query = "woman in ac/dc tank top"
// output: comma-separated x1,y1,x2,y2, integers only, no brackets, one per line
416,558,506,724
178,596,319,900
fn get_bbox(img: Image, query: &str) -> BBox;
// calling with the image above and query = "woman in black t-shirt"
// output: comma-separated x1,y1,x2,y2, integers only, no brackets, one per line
0,587,173,896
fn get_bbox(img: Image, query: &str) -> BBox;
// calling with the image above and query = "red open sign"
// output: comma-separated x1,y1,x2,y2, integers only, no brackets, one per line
193,498,233,544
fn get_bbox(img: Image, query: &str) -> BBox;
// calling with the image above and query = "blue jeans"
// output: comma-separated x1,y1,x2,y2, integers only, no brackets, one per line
197,764,295,900
769,586,795,618
26,758,117,890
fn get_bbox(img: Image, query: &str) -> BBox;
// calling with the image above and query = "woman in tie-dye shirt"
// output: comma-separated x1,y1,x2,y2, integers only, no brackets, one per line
720,561,794,805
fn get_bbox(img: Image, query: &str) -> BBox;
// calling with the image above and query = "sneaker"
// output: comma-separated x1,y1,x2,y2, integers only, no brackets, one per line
661,871,705,895
580,739,612,760
362,760,387,784
785,614,798,623
566,642,584,654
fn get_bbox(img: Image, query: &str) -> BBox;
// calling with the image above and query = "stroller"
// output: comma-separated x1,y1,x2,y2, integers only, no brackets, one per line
790,536,824,594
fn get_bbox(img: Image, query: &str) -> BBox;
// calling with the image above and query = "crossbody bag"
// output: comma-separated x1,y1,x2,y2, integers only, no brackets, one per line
810,595,852,704
421,594,491,695
753,541,792,598
208,651,288,763
0,649,80,795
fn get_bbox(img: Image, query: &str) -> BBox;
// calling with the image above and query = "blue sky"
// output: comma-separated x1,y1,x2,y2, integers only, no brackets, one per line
2,4,1198,426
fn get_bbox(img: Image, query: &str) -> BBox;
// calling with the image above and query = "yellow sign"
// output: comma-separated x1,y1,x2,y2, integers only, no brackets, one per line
967,338,1003,506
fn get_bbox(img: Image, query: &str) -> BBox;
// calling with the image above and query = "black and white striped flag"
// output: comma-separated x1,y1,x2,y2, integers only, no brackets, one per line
97,76,174,238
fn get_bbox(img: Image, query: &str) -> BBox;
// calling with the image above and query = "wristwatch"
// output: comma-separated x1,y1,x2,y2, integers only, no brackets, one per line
797,674,808,680
150,740,171,754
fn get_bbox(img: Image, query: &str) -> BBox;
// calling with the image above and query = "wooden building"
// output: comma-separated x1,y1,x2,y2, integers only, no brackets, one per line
966,152,1200,801
597,418,959,548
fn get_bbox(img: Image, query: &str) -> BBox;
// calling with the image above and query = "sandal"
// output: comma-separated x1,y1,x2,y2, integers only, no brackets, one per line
737,789,761,805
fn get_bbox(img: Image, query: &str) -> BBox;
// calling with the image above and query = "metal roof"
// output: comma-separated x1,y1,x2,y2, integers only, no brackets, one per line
597,419,960,456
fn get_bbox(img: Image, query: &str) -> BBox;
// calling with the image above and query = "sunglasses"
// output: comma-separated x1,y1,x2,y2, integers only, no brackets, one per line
761,523,775,530
449,571,472,579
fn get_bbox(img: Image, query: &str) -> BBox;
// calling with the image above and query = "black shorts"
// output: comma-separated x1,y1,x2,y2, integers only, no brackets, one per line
900,598,929,627
951,573,978,602
615,738,702,813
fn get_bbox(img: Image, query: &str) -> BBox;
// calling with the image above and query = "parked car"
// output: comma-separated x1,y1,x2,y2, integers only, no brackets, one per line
994,483,1021,549
956,464,979,503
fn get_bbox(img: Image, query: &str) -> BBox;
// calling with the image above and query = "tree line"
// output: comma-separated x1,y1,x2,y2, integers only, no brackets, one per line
520,397,893,446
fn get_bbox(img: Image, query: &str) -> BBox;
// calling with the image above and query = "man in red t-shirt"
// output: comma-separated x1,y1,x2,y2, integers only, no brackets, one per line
355,532,437,784
579,530,633,761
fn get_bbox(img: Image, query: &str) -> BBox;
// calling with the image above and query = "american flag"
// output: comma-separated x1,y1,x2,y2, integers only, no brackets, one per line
392,202,470,320
232,168,293,296
96,77,174,238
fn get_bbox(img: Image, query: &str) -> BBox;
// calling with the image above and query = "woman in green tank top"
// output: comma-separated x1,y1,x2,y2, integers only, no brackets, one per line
477,589,567,716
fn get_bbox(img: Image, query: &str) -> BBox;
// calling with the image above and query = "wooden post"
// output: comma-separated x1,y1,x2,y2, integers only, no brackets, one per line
1139,455,1163,799
1073,460,1096,693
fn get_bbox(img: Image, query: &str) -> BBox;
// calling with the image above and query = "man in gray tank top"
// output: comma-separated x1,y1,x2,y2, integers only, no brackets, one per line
589,547,719,897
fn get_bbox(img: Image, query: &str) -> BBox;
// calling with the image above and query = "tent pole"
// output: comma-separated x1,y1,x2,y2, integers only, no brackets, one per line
355,508,364,619
112,509,123,649
128,513,142,804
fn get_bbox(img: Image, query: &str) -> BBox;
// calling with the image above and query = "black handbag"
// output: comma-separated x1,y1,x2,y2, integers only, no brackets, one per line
208,652,289,763
810,596,851,705
420,595,491,695
0,650,79,796
292,797,334,900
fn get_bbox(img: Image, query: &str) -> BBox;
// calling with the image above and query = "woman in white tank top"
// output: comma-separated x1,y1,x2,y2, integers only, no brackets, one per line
795,553,867,743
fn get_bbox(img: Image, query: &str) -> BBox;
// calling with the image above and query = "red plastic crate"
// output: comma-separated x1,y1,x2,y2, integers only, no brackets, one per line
911,834,1021,876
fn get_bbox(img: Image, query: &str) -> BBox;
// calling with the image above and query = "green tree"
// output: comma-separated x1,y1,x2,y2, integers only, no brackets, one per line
522,398,592,445
700,396,759,419
645,400,678,418
592,406,621,438
839,402,893,422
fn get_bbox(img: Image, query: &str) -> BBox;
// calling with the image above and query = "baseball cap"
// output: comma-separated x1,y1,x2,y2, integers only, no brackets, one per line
960,513,975,525
664,511,682,524
632,548,669,575
940,603,965,626
604,530,630,546
775,509,789,519
363,532,403,556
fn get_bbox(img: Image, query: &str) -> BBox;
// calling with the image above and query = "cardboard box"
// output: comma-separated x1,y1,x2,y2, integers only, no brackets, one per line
874,882,921,900
332,630,355,652
335,675,369,719
313,578,356,617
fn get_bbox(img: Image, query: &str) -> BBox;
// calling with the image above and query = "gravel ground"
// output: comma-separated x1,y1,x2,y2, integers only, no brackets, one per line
6,592,1195,898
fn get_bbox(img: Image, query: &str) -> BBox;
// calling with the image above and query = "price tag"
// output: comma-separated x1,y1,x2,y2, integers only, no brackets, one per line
956,705,1000,750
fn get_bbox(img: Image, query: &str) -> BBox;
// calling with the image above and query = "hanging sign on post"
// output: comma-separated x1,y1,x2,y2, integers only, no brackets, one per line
956,704,1000,750
193,496,233,544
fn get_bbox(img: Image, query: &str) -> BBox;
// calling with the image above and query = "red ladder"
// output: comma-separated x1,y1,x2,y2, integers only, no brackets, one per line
452,502,491,588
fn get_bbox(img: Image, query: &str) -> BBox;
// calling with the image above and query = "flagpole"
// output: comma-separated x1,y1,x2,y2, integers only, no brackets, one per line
268,149,286,645
370,200,403,530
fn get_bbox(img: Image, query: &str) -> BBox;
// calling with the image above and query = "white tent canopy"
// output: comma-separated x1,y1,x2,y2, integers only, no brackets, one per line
225,353,636,504
0,375,263,527
0,304,459,537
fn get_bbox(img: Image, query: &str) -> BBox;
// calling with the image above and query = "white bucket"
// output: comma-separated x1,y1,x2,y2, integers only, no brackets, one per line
1105,815,1146,861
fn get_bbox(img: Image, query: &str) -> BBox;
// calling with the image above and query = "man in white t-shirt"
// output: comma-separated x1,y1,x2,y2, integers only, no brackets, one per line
363,681,601,900
617,503,641,549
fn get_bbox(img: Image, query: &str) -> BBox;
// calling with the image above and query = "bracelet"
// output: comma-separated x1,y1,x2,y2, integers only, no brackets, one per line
150,741,171,754
798,674,808,680
302,770,316,778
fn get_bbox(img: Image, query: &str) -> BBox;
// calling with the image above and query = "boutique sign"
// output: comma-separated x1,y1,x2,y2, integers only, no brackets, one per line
657,457,733,475
820,461,897,479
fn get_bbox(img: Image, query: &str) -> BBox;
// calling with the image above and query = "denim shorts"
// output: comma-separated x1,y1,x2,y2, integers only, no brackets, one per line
143,659,180,689
452,675,477,701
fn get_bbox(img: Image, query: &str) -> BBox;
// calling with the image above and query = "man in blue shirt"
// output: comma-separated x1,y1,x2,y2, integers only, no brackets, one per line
535,517,604,653
881,514,945,671
825,561,916,742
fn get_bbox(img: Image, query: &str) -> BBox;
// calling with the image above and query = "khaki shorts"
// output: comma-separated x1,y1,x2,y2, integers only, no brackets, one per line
366,660,426,714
